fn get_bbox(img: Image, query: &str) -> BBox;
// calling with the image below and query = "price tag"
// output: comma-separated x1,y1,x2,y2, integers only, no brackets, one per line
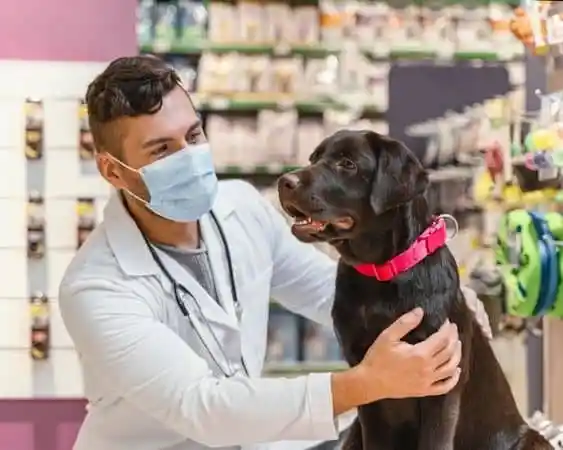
152,40,172,53
436,43,455,61
273,44,291,56
208,97,230,110
276,99,295,109
539,166,559,181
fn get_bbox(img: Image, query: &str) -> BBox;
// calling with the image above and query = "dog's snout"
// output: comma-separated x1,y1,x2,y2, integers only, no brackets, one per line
279,173,300,191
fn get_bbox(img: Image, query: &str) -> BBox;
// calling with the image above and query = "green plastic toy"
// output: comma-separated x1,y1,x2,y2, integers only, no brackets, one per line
496,210,563,318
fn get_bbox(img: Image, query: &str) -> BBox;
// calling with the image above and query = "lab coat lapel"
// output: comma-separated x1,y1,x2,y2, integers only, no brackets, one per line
200,211,239,324
153,245,239,332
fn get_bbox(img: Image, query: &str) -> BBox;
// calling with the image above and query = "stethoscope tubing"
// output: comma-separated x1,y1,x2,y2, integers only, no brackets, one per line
143,211,249,377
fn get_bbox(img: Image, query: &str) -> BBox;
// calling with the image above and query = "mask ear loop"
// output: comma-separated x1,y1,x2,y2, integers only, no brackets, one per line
438,214,459,242
102,153,153,209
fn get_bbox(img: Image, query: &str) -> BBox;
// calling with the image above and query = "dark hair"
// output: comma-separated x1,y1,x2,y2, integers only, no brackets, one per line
85,55,181,156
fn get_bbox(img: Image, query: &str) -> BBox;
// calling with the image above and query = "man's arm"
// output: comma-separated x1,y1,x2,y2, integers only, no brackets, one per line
59,277,340,447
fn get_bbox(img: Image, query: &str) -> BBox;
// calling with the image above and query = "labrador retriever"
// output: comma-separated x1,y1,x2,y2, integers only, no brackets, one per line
277,130,550,450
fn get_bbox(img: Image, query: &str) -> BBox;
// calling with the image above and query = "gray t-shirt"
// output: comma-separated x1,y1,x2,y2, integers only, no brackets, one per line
156,241,220,303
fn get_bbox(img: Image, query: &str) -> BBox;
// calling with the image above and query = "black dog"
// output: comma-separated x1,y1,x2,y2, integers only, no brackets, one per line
277,130,550,450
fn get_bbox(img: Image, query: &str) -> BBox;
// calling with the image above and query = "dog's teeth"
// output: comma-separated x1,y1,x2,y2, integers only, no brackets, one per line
294,217,312,226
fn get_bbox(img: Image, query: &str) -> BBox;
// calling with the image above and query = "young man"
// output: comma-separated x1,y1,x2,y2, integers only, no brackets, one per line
59,55,492,450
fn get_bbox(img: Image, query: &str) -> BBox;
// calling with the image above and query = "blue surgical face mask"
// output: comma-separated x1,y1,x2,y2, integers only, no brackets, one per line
111,143,218,222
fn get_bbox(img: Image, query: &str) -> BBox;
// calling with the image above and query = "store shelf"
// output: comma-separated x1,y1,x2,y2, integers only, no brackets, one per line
142,43,523,63
141,43,341,58
264,361,348,376
193,94,385,116
218,165,478,186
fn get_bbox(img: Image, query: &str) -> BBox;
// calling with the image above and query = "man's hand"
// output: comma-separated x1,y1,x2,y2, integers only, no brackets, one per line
331,307,462,414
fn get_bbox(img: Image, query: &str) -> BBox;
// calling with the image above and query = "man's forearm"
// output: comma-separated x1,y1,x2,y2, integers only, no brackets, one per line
331,367,373,416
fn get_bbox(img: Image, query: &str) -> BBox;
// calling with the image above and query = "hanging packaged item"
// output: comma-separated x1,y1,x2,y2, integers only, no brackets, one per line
488,1,525,61
27,192,45,259
77,198,96,249
509,1,562,55
30,292,50,360
25,99,44,160
78,100,95,160
495,209,563,319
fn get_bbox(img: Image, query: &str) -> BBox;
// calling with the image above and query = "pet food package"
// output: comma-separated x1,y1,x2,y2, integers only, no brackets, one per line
238,1,267,43
265,306,300,363
240,56,272,93
420,5,455,58
152,2,178,52
257,110,298,169
302,321,342,362
293,6,321,44
198,53,237,93
302,57,339,99
453,5,493,54
265,3,293,43
137,0,155,48
208,3,237,42
355,2,390,57
177,0,208,47
387,5,423,53
296,119,325,167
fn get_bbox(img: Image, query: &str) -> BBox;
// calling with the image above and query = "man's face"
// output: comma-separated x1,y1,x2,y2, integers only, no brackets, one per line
97,86,206,200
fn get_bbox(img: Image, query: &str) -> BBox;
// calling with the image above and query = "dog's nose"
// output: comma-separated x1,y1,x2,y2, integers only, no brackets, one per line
279,173,300,191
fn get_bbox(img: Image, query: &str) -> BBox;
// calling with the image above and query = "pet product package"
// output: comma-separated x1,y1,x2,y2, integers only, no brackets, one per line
207,3,237,42
266,306,300,363
302,322,342,362
237,1,266,43
257,110,298,169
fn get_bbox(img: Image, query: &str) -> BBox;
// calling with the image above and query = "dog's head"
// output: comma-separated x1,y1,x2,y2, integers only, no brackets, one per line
278,130,429,252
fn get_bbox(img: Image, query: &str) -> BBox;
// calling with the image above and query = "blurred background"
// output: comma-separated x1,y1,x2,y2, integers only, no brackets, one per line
3,0,563,448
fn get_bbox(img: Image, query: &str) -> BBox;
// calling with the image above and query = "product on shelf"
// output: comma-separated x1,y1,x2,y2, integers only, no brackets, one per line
302,322,342,363
265,306,300,364
25,99,44,160
30,292,50,361
77,198,97,249
78,100,95,160
27,192,45,260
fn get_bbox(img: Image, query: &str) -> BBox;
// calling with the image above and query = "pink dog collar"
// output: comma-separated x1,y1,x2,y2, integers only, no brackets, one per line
354,216,448,281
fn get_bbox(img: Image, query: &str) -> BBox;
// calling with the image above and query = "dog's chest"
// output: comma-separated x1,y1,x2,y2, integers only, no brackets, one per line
332,281,402,365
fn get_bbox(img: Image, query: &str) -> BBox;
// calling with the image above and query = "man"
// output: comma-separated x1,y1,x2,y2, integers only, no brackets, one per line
59,55,492,450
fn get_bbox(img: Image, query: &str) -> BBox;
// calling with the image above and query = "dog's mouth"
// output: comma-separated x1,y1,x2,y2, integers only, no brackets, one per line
283,203,355,241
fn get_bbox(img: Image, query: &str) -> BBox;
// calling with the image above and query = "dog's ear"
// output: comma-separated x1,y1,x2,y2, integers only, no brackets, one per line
365,131,429,215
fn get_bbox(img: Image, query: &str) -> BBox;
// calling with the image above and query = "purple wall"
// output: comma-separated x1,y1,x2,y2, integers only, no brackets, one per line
0,0,137,61
0,399,86,450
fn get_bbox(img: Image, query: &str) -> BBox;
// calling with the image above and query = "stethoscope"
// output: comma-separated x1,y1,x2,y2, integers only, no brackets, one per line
142,211,249,378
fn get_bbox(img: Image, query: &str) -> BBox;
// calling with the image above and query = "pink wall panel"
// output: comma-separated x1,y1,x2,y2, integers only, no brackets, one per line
0,0,137,62
0,423,34,450
56,422,82,450
0,400,86,450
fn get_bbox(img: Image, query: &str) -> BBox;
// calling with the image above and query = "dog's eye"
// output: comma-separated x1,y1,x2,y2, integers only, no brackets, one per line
337,158,356,170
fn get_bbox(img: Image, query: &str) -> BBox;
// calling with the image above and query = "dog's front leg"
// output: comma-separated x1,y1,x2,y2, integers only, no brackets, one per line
417,392,461,450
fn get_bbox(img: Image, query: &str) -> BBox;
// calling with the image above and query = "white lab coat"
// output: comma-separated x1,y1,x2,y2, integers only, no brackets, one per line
59,180,347,450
